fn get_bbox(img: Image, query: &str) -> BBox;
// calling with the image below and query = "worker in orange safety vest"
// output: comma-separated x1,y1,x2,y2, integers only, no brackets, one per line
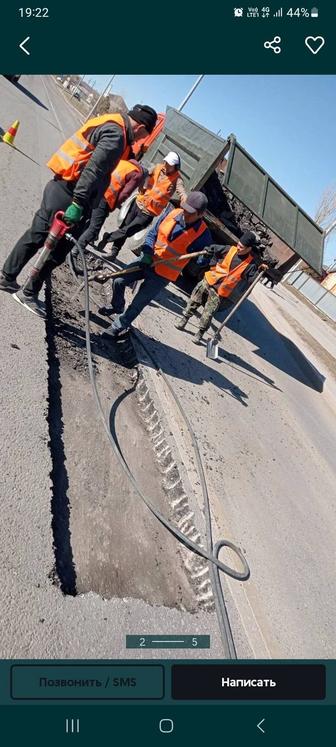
100,192,212,337
0,105,157,318
98,151,187,261
175,231,270,343
72,159,148,255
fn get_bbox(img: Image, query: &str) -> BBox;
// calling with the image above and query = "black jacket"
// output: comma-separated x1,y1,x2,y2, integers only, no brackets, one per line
72,115,134,209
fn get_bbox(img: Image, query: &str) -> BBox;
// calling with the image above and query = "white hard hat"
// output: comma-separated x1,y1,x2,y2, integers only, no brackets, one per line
164,151,181,167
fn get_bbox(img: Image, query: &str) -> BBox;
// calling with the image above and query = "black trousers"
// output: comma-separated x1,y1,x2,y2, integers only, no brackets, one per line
107,199,153,251
76,198,110,250
2,177,86,296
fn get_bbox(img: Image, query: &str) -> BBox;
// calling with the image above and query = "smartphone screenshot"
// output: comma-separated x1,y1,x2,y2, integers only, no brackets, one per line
0,2,335,744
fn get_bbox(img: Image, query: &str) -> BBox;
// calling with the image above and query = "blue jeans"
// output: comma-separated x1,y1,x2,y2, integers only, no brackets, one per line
111,260,169,332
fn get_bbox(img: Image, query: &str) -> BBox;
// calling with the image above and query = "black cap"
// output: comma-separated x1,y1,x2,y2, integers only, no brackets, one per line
183,191,208,214
128,104,157,134
240,230,256,247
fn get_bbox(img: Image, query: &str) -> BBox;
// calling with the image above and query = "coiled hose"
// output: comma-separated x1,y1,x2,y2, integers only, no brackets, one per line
67,239,250,658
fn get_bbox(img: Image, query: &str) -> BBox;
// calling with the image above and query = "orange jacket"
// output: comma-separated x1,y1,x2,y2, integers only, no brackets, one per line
104,160,143,211
47,113,130,182
205,245,254,297
153,208,208,281
137,163,179,216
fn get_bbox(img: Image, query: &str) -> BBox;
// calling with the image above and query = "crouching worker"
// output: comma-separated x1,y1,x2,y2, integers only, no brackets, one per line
102,192,212,339
98,151,187,260
0,104,157,318
175,231,269,344
72,159,148,256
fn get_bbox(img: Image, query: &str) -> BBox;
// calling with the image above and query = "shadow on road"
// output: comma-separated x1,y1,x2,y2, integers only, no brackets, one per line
45,282,77,596
150,284,324,393
54,309,249,406
14,81,49,110
152,286,187,315
216,349,281,391
225,299,325,393
0,128,40,166
1,141,41,166
54,312,139,372
132,328,249,406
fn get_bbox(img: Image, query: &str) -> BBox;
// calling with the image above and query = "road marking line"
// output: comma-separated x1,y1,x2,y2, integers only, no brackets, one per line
51,77,86,123
40,76,66,137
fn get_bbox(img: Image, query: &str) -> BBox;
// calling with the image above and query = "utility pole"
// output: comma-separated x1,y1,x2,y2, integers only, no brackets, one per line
177,75,205,112
85,75,116,121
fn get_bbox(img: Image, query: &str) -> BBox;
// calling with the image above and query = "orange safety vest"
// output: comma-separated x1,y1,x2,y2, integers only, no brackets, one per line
153,208,208,282
47,113,130,182
137,163,179,216
104,160,142,211
205,245,253,297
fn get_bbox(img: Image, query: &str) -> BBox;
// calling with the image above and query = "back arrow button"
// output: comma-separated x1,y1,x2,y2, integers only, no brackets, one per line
257,718,266,734
19,36,30,55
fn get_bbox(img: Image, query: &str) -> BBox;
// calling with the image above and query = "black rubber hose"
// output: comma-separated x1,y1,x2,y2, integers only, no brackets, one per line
131,329,239,659
68,237,250,656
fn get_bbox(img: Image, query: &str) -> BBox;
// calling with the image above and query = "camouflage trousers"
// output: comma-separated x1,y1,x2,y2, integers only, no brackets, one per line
184,278,232,331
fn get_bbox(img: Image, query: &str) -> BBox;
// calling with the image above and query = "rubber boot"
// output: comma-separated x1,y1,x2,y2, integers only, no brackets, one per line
102,245,119,261
97,232,111,252
175,315,189,331
192,329,204,345
0,272,20,294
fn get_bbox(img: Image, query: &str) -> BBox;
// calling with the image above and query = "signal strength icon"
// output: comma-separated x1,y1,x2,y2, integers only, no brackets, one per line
273,8,283,16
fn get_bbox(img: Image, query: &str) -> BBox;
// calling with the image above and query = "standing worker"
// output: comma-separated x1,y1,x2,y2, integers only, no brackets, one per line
175,231,270,343
102,192,212,338
0,105,157,318
98,151,187,260
71,159,148,256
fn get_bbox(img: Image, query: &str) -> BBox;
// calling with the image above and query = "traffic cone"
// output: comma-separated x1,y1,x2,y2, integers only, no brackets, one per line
2,120,20,145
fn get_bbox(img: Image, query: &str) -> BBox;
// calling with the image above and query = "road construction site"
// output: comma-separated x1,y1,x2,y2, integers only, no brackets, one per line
0,75,335,659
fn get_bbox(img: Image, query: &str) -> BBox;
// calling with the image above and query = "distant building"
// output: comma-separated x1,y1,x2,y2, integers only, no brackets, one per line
321,271,336,295
297,261,327,280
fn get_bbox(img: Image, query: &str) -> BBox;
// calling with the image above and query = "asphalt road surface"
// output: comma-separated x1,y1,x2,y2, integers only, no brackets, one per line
0,75,335,659
128,269,336,658
0,75,225,658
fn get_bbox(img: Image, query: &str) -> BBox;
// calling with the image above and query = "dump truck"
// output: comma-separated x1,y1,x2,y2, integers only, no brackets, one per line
138,106,325,280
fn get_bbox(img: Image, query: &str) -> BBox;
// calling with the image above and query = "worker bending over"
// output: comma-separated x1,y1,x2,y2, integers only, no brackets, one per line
102,192,212,338
98,151,187,260
0,105,157,318
175,231,269,343
72,159,148,256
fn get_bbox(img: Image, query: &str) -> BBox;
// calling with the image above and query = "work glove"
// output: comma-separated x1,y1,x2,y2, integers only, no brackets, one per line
63,202,84,225
97,233,111,252
139,252,153,266
258,263,269,272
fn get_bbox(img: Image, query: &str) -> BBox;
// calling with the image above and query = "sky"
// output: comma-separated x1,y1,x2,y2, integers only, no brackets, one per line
86,74,336,263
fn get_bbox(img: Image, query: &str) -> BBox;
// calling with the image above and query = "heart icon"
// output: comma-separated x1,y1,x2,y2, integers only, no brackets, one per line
305,36,325,55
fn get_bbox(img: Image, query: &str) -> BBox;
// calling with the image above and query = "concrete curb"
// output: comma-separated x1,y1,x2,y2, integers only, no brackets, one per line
130,342,215,613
